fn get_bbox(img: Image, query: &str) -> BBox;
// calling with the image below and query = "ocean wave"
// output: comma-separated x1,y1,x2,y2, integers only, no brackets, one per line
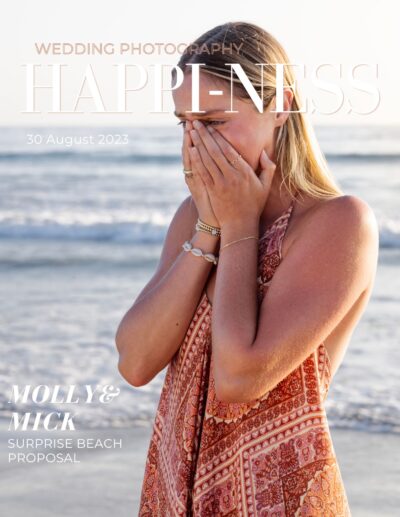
0,148,400,164
0,214,400,249
325,152,400,162
0,222,165,244
0,149,181,164
378,218,400,249
1,396,399,435
325,400,400,435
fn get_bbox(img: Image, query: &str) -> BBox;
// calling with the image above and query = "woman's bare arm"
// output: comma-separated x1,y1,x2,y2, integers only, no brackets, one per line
211,195,379,403
115,195,220,387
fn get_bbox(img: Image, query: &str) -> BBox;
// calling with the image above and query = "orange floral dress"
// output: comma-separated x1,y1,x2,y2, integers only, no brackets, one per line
139,197,352,516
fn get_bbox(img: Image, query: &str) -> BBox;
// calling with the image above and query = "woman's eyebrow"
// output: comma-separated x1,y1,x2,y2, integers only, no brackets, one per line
173,109,227,117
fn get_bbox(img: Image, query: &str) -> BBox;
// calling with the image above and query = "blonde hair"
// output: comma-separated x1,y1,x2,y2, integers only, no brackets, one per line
174,21,343,201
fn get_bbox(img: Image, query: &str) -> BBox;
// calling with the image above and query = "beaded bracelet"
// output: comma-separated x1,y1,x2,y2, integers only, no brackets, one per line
195,218,221,237
182,240,219,265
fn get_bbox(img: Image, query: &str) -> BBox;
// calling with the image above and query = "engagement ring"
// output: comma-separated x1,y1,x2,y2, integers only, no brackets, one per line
230,154,242,167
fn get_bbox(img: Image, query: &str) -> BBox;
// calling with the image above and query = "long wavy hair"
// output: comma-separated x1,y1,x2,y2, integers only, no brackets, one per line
172,21,343,201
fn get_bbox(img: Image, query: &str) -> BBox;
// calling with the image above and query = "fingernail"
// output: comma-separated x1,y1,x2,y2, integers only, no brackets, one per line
193,120,201,129
207,125,214,132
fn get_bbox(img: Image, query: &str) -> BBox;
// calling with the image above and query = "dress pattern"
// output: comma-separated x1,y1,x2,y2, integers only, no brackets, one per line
139,196,351,516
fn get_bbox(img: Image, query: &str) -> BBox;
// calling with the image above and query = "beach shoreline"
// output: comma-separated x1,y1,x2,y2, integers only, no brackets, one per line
0,424,399,516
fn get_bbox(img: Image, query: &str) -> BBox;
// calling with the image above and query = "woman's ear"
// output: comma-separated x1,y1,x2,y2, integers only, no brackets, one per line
273,88,294,128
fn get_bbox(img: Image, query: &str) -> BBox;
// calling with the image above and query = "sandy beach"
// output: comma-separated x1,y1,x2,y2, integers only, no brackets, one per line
0,424,399,516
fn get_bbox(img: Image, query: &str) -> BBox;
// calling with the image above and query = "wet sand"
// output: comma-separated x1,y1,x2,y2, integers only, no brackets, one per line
0,424,399,516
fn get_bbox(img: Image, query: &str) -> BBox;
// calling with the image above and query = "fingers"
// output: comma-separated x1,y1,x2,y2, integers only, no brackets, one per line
188,146,214,188
182,120,211,189
190,122,252,182
182,122,192,171
181,121,199,190
189,129,220,185
205,126,245,171
260,148,276,170
190,122,232,176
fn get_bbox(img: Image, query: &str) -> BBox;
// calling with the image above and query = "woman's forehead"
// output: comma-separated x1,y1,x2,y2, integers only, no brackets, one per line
173,73,250,115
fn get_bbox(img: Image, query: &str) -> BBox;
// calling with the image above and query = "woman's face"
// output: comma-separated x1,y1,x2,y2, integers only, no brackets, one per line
173,72,292,175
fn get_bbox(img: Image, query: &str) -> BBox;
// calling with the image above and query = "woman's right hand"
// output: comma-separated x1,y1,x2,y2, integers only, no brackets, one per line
182,120,220,228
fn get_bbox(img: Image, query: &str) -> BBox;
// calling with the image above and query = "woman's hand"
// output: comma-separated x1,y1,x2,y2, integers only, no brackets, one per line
189,120,276,228
181,120,220,228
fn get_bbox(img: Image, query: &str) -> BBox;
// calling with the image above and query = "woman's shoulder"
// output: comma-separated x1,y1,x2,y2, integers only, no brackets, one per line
285,193,379,259
296,193,377,234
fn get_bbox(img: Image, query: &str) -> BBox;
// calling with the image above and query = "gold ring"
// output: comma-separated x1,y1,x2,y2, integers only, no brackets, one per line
230,154,242,167
183,168,194,178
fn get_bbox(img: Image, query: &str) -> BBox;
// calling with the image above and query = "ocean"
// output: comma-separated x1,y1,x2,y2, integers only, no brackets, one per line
0,124,399,435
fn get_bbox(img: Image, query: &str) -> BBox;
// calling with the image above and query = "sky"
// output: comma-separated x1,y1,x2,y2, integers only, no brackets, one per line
1,0,399,126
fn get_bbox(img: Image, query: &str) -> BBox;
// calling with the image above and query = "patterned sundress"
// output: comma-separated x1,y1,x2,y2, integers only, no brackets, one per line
139,196,352,516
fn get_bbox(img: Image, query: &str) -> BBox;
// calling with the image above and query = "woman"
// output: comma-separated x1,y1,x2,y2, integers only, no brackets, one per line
116,22,379,516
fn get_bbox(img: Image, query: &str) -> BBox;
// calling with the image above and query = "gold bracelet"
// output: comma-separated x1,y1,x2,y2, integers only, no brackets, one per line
195,218,221,237
220,235,259,251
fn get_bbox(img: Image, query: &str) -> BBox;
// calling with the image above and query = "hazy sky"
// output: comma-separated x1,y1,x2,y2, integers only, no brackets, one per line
1,0,399,126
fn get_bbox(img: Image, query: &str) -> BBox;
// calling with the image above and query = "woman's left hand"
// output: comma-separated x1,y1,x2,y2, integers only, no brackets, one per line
189,120,276,228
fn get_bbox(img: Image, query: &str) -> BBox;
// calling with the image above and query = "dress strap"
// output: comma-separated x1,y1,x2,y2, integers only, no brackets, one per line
259,190,299,242
256,192,298,301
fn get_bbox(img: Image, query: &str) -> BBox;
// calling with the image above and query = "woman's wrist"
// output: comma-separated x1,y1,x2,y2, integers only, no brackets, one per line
196,217,221,237
220,218,260,240
191,230,220,248
185,231,220,266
